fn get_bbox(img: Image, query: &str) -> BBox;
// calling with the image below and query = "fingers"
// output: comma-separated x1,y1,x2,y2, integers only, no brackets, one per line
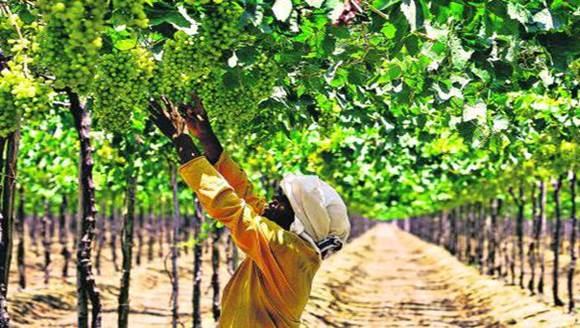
148,100,162,117
191,93,202,108
179,103,194,119
191,93,208,118
161,96,173,111
148,100,178,138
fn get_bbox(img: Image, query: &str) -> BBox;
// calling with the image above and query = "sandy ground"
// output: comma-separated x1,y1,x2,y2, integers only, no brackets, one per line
7,224,580,327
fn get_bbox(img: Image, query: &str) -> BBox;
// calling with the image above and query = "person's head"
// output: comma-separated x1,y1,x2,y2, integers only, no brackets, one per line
262,187,295,230
264,174,351,259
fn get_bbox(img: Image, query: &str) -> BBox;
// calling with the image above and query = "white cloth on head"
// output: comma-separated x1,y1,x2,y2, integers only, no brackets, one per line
280,174,350,259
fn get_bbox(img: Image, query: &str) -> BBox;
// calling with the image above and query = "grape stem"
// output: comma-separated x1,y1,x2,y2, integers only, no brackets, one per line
0,4,29,75
359,0,389,20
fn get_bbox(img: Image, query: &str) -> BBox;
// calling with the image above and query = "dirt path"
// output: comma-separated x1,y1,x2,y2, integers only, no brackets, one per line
10,224,579,327
302,224,578,327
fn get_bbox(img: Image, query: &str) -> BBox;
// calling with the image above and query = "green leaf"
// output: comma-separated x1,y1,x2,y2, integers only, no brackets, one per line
322,35,336,55
330,68,348,88
148,8,190,27
381,23,397,39
389,64,403,80
114,37,138,50
348,67,367,85
237,47,258,65
404,35,420,55
222,70,241,89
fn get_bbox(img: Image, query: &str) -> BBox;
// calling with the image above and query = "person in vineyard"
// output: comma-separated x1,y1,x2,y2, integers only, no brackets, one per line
149,96,351,327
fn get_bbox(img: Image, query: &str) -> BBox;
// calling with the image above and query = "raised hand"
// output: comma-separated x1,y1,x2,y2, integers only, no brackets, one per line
180,93,212,139
149,96,187,141
149,97,200,163
180,93,223,164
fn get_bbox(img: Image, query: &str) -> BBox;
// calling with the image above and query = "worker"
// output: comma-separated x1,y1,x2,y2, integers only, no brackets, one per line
149,96,351,327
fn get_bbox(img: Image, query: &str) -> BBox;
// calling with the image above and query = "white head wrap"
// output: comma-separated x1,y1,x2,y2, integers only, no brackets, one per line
280,174,350,259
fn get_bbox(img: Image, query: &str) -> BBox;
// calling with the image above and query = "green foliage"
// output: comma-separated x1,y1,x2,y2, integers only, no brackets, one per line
0,14,18,54
5,0,579,219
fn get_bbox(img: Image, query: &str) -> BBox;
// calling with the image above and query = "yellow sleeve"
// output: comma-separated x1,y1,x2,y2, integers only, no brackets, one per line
179,157,281,270
214,152,266,214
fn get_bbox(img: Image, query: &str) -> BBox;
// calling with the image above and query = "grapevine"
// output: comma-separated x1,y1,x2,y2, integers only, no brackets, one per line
155,1,274,134
195,1,247,54
93,48,154,133
37,0,106,93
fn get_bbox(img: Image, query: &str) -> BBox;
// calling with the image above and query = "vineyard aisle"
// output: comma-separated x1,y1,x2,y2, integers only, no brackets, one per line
10,224,578,327
302,224,578,327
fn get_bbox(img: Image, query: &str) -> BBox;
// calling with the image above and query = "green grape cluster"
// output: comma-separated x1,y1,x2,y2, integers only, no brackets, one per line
155,2,247,103
198,56,279,128
197,2,246,53
0,14,40,57
37,0,106,93
93,48,154,133
0,65,51,137
153,31,212,103
112,0,149,28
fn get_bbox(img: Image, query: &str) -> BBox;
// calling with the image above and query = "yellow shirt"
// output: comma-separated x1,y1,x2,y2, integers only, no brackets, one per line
180,153,321,328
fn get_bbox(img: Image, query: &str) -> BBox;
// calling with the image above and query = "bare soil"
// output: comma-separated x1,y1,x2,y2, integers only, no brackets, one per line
8,224,580,327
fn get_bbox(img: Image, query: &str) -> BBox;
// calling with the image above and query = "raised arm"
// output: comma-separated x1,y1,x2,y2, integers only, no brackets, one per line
179,157,280,270
149,98,280,269
181,96,266,213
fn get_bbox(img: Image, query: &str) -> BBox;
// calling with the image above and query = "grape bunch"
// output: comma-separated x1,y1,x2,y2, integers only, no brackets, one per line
112,0,149,28
0,64,51,137
196,2,247,54
37,0,106,93
154,1,280,133
153,31,212,103
198,55,280,129
154,1,247,103
92,48,154,133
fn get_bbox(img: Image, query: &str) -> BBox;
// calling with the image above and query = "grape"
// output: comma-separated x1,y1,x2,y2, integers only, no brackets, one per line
92,48,154,133
571,59,580,81
0,64,51,137
112,0,149,28
37,0,106,94
0,13,40,57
